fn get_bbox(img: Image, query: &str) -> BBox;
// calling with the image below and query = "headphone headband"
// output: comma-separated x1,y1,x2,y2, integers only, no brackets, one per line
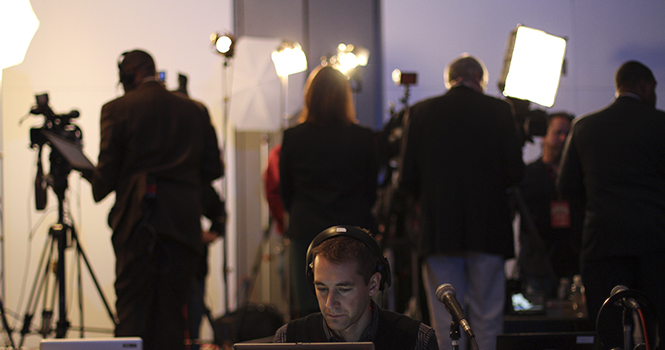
305,226,391,291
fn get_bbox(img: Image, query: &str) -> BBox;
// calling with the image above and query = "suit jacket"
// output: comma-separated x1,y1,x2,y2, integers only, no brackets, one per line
92,80,223,255
401,85,525,258
279,121,379,240
558,96,665,261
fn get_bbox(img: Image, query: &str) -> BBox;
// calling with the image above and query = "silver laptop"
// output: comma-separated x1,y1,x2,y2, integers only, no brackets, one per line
235,343,374,350
40,337,142,350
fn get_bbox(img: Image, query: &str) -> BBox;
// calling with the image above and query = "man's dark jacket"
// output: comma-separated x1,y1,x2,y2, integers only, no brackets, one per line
558,96,665,261
92,80,223,257
401,85,525,258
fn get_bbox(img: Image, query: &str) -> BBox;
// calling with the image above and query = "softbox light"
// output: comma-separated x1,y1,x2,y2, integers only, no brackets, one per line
0,0,40,69
498,25,567,107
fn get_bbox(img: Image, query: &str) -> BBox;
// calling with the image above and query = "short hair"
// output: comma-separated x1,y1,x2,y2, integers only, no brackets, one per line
311,234,379,286
444,54,488,90
118,49,156,77
298,65,357,127
547,111,574,126
615,60,655,89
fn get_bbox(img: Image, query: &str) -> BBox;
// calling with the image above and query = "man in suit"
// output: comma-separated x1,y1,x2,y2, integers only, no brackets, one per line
400,54,525,350
87,49,223,350
558,60,665,348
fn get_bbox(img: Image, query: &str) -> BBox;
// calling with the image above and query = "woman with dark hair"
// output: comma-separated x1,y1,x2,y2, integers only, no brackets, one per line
280,65,379,317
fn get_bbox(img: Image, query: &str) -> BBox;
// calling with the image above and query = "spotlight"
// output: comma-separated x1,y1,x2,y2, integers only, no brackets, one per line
210,32,235,58
271,41,307,77
334,43,370,75
498,25,567,107
392,69,417,86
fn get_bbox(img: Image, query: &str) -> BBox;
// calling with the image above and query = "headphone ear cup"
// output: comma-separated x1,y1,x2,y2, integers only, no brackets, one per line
117,51,135,88
119,67,135,87
306,226,392,293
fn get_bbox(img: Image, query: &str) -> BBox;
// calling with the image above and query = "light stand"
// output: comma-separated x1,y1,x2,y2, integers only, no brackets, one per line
211,32,235,314
375,70,417,313
210,32,235,151
270,41,307,317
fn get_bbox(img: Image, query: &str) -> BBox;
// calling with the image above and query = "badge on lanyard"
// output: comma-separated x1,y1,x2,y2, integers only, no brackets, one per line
551,200,570,228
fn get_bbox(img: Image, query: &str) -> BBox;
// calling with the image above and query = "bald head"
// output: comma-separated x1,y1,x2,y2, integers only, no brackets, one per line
444,54,488,92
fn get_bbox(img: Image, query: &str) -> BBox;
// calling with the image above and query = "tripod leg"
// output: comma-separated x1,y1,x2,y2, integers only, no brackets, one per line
73,232,118,326
0,296,17,349
55,224,69,338
19,235,57,348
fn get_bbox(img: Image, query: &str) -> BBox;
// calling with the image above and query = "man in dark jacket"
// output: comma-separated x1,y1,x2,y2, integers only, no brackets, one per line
87,49,223,350
558,60,664,348
401,54,525,350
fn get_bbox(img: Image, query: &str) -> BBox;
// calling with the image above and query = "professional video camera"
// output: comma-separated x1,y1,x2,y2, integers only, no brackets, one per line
28,93,83,210
29,93,82,147
505,96,549,147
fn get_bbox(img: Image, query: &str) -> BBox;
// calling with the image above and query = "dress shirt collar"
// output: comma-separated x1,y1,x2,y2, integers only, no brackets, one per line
616,92,641,101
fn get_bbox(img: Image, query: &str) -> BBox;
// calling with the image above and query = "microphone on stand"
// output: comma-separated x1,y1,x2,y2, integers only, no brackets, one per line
436,284,475,338
611,285,641,310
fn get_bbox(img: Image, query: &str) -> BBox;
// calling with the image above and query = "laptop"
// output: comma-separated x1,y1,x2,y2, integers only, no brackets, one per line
507,292,546,315
234,343,375,350
496,332,596,350
40,337,142,350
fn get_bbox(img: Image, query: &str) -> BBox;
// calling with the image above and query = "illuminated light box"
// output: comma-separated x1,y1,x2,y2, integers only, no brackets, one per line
499,25,567,107
271,41,307,77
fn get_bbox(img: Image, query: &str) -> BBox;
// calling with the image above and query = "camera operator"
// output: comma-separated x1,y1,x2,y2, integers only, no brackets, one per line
83,49,223,350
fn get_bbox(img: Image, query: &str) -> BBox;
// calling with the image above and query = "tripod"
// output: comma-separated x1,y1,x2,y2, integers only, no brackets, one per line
17,145,117,347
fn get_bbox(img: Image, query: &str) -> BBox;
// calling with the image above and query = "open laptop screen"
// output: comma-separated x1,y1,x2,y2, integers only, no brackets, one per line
40,337,142,350
234,342,375,350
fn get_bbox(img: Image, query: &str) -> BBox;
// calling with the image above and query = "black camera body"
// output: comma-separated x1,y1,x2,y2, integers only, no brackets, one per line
30,93,82,148
28,93,83,209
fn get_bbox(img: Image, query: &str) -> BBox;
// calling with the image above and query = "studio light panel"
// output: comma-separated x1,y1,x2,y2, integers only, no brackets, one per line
501,26,567,107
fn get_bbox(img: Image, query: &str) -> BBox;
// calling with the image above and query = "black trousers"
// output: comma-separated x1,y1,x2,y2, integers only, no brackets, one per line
114,230,199,350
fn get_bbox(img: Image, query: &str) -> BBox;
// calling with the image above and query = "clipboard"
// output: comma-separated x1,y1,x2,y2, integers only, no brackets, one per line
42,130,96,171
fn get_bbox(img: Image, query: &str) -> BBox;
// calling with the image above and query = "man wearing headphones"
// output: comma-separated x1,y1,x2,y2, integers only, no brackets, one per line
87,49,223,350
273,226,438,350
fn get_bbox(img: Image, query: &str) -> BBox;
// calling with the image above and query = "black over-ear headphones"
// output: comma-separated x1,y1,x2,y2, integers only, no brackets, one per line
117,51,134,87
306,225,391,291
